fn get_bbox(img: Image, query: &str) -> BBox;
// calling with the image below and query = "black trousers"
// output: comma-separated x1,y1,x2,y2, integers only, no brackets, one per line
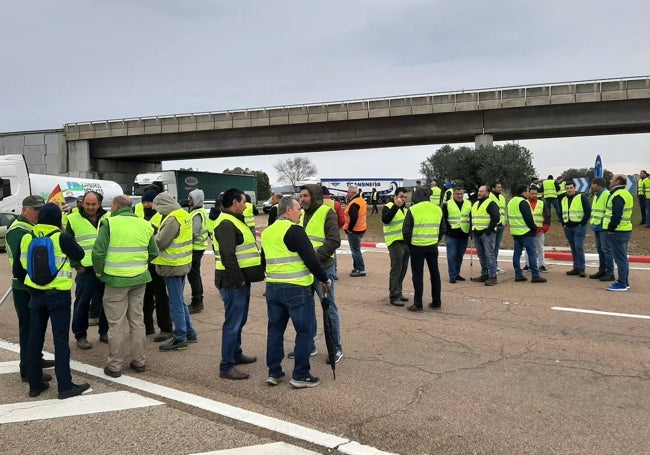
409,244,441,307
143,264,172,333
638,195,646,225
388,241,409,299
188,249,205,306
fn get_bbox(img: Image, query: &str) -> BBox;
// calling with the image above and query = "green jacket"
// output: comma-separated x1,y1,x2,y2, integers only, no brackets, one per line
92,207,158,288
6,215,33,291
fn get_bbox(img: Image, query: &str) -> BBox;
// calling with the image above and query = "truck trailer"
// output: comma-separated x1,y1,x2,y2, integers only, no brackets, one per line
296,178,404,203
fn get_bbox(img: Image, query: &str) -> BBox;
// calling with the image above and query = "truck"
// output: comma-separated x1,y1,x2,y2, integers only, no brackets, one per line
0,154,123,214
132,170,258,204
295,178,404,204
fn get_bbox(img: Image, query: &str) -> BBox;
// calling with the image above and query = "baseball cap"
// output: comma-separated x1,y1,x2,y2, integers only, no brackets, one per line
22,195,45,209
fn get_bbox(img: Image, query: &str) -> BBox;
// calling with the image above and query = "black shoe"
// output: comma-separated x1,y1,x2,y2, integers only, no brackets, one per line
578,269,586,278
235,354,257,365
187,333,198,343
566,269,580,276
471,276,488,283
523,265,530,272
22,372,52,383
484,277,498,286
428,302,441,310
103,366,121,378
515,275,528,282
188,304,203,314
154,331,173,342
389,298,405,307
449,278,456,284
129,361,146,373
145,328,155,336
42,359,56,369
219,367,250,380
456,276,466,281
29,382,50,398
599,274,616,282
58,383,91,400
99,334,108,344
407,304,423,312
589,271,605,279
531,276,547,283
159,338,188,351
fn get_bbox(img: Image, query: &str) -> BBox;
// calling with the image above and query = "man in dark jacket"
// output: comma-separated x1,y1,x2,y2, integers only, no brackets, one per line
299,184,342,363
213,188,265,380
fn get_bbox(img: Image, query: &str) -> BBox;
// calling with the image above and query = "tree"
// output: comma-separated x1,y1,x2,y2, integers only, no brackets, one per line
223,167,272,201
560,167,613,185
273,157,317,188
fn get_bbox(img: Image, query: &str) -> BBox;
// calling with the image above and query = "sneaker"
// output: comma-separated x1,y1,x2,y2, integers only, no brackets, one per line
187,333,198,343
514,275,528,282
287,348,317,359
589,271,605,279
607,282,630,292
103,366,121,378
159,338,188,351
266,373,286,386
153,331,173,342
219,367,250,380
326,349,343,365
99,334,108,344
350,270,366,277
496,267,506,275
470,276,488,283
531,276,548,283
76,338,92,350
599,274,616,282
29,382,50,398
539,265,548,273
523,265,530,272
129,361,146,373
58,383,91,400
290,375,321,388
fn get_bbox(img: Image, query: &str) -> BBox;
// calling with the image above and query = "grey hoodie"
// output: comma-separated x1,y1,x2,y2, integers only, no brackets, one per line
189,189,206,240
153,192,191,276
301,184,341,270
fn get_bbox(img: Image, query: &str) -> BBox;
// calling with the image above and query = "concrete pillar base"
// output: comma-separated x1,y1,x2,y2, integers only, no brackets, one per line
475,134,493,148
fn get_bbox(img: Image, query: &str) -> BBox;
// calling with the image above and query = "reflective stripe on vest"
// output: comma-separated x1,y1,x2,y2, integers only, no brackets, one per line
303,205,332,256
603,188,633,231
103,216,153,277
6,219,33,269
530,199,544,227
212,213,261,270
489,193,506,225
507,197,529,236
191,208,209,250
542,180,557,198
590,189,610,228
243,202,255,229
20,224,73,291
67,212,103,267
561,195,585,223
557,181,566,196
261,219,313,286
382,202,406,246
151,209,193,266
409,201,442,247
343,197,367,232
471,199,492,230
445,199,471,233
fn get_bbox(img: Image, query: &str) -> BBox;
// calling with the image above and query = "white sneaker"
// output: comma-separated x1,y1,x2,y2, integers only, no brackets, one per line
496,267,506,275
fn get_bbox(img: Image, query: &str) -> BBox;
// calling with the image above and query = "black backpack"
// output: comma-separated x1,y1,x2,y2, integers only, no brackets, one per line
26,231,67,286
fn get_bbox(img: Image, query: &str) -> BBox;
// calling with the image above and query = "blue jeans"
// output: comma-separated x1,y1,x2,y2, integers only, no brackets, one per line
494,224,504,261
608,231,631,287
594,230,613,275
164,276,196,342
544,198,561,224
218,285,251,372
474,232,496,278
266,283,316,380
27,291,74,393
564,224,587,270
513,235,540,278
313,265,341,350
347,231,365,272
445,235,468,279
72,269,108,340
646,199,650,227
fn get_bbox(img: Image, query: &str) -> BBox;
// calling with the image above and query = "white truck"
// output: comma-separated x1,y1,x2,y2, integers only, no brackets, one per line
296,178,404,203
0,154,123,214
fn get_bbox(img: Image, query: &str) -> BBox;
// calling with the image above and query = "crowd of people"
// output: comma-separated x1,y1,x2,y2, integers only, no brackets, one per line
6,170,640,397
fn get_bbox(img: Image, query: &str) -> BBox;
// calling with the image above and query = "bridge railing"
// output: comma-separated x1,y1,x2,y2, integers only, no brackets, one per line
64,76,650,140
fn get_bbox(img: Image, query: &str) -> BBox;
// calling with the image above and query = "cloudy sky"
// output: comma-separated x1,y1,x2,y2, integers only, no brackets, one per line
2,0,649,184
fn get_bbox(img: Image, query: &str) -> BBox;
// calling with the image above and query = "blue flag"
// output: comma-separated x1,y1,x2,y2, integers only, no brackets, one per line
594,155,603,178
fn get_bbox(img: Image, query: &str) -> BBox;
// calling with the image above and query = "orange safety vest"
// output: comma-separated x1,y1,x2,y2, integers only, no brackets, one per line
343,196,367,232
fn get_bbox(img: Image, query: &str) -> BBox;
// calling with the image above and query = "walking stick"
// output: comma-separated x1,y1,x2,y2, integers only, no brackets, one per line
0,286,12,307
469,235,474,280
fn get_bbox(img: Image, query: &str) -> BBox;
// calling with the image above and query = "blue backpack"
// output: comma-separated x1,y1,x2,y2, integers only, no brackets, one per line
26,231,67,286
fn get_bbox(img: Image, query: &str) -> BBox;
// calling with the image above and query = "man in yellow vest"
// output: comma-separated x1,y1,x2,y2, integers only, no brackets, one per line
262,196,331,388
187,189,208,314
561,181,591,278
489,182,507,275
470,185,501,286
507,185,547,283
243,193,258,237
344,185,367,277
6,195,56,383
299,184,342,362
637,169,648,226
542,175,561,224
442,186,471,284
604,174,634,292
213,188,265,380
523,186,550,273
92,195,158,377
152,192,198,352
267,192,282,226
588,178,614,282
642,171,650,228
383,187,410,305
67,191,109,350
13,203,91,399
429,181,442,206
403,199,443,311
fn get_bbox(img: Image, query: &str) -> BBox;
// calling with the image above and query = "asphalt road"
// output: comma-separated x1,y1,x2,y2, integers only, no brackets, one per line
1,246,649,455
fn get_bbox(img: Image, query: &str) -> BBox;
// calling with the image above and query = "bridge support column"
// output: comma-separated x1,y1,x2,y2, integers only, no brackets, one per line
475,134,493,149
67,140,93,178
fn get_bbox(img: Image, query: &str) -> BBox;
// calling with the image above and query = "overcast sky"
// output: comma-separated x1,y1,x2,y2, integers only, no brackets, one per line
2,0,649,185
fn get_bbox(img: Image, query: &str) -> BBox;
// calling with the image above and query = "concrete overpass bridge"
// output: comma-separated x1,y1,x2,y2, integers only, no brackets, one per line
2,76,650,190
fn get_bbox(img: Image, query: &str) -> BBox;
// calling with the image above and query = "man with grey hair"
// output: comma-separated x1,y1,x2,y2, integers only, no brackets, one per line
92,195,159,377
344,185,367,277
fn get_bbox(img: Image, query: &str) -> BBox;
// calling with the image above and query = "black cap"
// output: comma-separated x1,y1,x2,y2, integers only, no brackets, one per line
22,195,45,209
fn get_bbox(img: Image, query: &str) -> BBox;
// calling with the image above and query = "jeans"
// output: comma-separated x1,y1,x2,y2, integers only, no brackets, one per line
27,291,74,393
608,231,631,286
266,283,315,380
164,276,196,342
646,199,650,227
513,235,540,277
474,232,496,278
564,224,587,270
494,224,504,260
347,231,365,272
544,198,561,224
188,249,205,306
525,232,546,267
409,245,441,307
388,241,410,297
72,269,108,340
218,285,251,372
143,264,172,333
313,265,341,350
638,195,646,225
594,230,613,275
445,235,468,279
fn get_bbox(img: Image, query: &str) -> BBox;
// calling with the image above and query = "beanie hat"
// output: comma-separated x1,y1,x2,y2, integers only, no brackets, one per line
321,186,330,196
37,203,62,228
142,190,157,203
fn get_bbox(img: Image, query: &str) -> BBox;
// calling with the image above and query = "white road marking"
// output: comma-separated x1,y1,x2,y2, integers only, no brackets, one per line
0,339,397,455
191,442,319,454
0,391,163,424
0,360,20,375
551,307,650,320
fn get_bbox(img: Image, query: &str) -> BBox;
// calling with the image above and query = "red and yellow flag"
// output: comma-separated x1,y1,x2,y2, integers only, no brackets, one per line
46,184,66,207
